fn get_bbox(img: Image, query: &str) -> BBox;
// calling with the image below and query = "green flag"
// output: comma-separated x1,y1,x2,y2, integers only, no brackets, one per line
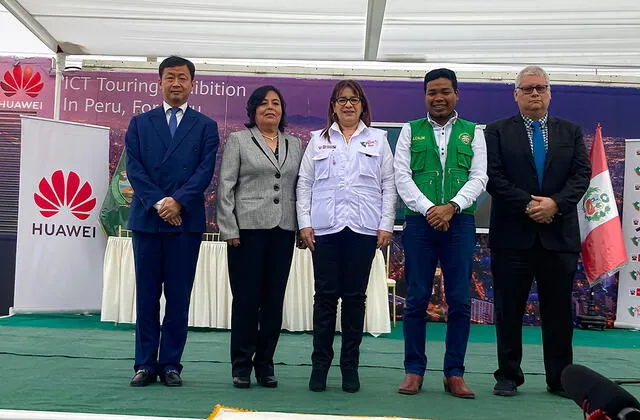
99,150,133,236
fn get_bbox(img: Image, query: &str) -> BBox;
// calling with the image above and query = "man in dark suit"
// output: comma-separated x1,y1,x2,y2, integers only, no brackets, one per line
125,56,220,387
485,65,590,397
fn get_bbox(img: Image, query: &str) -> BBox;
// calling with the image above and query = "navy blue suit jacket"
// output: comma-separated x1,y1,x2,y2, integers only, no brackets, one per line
125,106,220,233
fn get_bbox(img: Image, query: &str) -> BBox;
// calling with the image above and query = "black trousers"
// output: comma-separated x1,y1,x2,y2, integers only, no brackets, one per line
227,227,296,378
491,238,578,388
311,228,377,372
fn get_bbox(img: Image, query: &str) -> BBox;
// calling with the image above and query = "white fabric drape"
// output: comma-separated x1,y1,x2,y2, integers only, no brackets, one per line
102,237,390,335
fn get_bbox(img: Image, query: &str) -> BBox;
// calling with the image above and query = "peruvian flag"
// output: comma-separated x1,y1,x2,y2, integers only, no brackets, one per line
577,123,627,286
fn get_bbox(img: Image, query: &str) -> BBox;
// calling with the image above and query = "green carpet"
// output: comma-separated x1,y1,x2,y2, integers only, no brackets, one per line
0,314,638,420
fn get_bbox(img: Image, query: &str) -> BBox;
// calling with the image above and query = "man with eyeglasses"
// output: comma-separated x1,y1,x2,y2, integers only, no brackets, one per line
485,65,590,398
394,68,487,398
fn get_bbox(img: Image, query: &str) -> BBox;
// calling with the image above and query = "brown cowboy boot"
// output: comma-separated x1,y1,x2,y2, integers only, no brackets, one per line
443,376,475,399
397,373,424,395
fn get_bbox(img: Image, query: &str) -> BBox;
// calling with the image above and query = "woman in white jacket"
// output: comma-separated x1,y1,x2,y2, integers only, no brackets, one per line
297,79,396,393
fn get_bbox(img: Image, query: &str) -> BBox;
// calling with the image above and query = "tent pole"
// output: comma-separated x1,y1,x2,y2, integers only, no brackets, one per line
53,53,66,120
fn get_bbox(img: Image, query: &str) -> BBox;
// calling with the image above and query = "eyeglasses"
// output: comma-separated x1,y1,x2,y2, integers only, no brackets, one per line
335,96,361,105
517,85,549,94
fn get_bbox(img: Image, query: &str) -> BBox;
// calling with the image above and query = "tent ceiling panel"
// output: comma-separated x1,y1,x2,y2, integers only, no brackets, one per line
2,0,640,68
13,0,369,59
33,17,368,59
379,0,640,66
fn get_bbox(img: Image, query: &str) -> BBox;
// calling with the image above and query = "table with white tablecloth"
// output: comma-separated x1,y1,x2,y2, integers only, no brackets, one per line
101,237,391,335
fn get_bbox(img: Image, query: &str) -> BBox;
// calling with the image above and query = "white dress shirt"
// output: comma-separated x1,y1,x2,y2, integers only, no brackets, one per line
394,112,488,215
154,102,189,210
163,101,188,125
297,121,396,236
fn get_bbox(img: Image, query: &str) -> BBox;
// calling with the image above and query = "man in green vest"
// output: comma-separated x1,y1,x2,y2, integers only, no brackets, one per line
394,68,488,398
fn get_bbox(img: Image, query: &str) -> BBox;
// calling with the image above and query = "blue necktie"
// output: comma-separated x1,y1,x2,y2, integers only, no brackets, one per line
531,121,546,188
168,107,179,138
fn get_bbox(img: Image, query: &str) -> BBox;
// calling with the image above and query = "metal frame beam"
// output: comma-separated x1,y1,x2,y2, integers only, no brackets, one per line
364,0,386,61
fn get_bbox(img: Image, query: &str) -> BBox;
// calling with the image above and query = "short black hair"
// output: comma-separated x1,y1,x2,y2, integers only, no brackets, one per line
159,56,195,80
245,85,288,132
423,68,458,92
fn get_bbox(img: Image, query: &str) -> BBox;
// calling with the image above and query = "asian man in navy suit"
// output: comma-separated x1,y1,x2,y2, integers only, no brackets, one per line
125,56,220,387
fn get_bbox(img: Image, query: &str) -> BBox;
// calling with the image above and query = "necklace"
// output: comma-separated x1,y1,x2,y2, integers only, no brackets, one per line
262,132,278,142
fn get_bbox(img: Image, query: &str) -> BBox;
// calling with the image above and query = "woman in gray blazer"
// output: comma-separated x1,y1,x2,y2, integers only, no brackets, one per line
216,85,303,389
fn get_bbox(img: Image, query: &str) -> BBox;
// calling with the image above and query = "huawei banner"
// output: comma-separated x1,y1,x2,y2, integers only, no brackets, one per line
13,116,109,312
616,139,640,328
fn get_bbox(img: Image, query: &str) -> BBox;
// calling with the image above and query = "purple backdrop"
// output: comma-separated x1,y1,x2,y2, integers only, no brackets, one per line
0,57,55,116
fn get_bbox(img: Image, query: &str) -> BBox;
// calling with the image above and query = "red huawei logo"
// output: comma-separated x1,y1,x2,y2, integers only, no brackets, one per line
33,170,96,220
1,65,44,98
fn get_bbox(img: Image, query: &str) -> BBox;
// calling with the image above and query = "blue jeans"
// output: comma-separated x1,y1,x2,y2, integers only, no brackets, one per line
402,214,475,377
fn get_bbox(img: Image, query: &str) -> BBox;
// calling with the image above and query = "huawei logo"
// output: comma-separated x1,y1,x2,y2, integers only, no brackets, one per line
1,65,44,98
33,170,96,220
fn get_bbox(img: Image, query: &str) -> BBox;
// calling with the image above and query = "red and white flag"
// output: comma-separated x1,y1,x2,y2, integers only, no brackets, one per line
577,123,627,286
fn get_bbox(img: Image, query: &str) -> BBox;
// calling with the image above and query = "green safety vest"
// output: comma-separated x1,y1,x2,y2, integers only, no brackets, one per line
406,117,477,216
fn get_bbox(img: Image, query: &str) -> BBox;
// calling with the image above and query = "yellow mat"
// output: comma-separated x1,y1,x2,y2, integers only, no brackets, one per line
208,405,430,420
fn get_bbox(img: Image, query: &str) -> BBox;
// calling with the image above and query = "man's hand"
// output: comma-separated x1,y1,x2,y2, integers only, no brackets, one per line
158,197,182,222
377,230,392,249
226,238,241,247
426,204,456,230
165,214,182,226
434,221,450,232
299,227,315,252
526,196,558,224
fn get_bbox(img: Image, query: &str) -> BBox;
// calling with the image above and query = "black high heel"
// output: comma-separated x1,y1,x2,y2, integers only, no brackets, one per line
309,369,328,392
232,376,251,388
256,375,278,388
342,370,360,393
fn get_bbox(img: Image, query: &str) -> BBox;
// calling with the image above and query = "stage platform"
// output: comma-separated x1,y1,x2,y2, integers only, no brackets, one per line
0,314,638,420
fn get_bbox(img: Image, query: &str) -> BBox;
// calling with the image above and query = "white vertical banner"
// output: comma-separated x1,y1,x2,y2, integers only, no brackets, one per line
13,116,109,312
616,139,640,328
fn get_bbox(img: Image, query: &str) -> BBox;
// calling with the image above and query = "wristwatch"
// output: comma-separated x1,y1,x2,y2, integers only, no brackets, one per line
448,201,461,214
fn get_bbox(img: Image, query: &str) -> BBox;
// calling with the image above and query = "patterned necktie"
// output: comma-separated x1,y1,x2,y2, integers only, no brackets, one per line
531,120,546,188
168,107,179,138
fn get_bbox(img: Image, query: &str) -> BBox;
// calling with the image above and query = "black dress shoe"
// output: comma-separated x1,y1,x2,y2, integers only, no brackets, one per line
342,370,360,393
309,369,328,392
161,370,182,387
256,375,278,388
233,376,251,388
493,379,517,396
130,369,156,387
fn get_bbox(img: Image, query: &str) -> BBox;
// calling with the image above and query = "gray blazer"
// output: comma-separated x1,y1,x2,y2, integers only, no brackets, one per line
216,128,303,240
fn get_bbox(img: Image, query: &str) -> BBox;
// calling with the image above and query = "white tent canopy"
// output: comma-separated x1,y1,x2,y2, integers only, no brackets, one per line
1,0,640,71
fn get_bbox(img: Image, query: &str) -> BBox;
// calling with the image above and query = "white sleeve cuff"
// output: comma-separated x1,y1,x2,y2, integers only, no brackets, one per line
450,196,466,211
298,215,312,229
378,219,394,232
418,197,433,216
153,197,166,211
